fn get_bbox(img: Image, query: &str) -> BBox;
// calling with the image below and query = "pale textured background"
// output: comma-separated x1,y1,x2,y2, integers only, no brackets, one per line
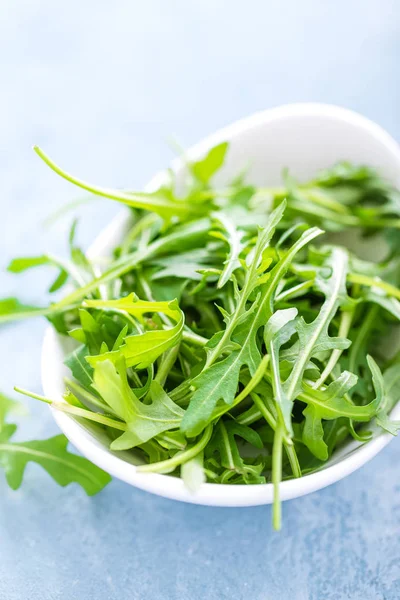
1,1,400,599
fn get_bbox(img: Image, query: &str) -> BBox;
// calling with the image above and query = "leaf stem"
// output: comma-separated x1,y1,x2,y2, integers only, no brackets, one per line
14,387,52,404
14,387,127,431
251,392,301,478
34,146,200,218
275,279,314,303
155,345,180,387
313,307,354,388
348,273,400,300
272,424,283,531
0,303,78,324
137,424,213,473
182,329,208,347
348,305,379,374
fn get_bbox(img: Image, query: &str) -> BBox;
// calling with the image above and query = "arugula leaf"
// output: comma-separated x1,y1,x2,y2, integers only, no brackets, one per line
92,360,184,450
373,361,400,435
0,429,111,495
0,391,110,494
65,345,94,388
151,248,214,281
84,295,184,369
301,360,385,459
211,212,246,288
284,247,350,401
8,255,56,273
190,142,228,184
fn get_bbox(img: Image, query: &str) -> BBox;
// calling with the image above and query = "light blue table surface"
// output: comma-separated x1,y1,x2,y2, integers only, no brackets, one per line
1,2,400,598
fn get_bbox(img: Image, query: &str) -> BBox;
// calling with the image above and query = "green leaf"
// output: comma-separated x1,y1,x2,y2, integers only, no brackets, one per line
302,405,328,460
284,247,351,401
151,248,213,281
191,142,228,184
300,359,385,459
376,413,400,435
211,212,246,288
300,371,380,421
0,434,111,495
92,360,184,449
383,363,400,412
49,269,69,293
7,255,54,273
65,345,94,388
364,290,400,320
84,295,184,370
372,359,400,435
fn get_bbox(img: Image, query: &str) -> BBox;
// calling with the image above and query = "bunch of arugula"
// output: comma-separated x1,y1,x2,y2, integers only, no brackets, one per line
2,142,400,529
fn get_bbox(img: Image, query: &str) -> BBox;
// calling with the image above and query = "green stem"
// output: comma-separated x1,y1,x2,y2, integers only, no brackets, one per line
155,345,180,387
204,265,256,368
14,387,53,405
251,393,301,478
313,307,354,388
287,199,360,227
0,303,78,325
275,279,314,303
137,424,213,474
54,404,127,430
64,377,109,412
169,380,192,402
272,424,283,531
251,392,276,430
236,404,262,426
157,432,187,450
348,305,379,374
34,146,200,218
305,189,351,215
14,386,127,431
120,213,160,256
182,329,208,347
348,273,400,300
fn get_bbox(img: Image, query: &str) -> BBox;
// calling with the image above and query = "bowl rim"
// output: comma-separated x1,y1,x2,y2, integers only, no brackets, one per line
42,102,400,507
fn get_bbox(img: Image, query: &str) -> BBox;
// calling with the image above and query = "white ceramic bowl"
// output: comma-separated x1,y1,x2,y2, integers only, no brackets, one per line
42,103,400,506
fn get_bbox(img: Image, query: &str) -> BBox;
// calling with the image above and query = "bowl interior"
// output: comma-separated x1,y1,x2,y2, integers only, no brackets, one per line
42,104,400,506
